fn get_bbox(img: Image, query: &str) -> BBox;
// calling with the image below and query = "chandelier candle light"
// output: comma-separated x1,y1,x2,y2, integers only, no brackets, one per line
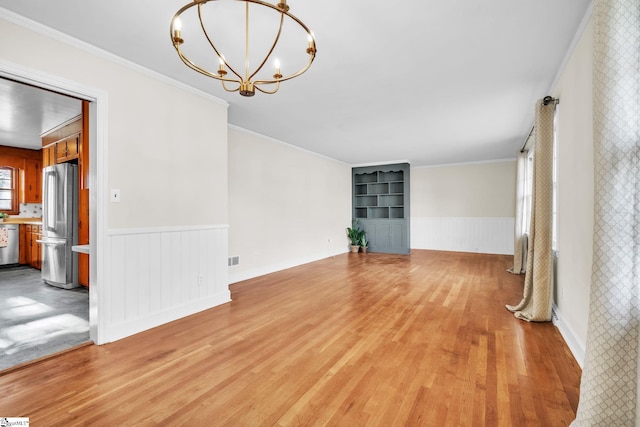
170,0,317,97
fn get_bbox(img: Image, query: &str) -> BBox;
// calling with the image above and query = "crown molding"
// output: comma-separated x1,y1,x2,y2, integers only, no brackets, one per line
228,124,350,166
413,158,516,170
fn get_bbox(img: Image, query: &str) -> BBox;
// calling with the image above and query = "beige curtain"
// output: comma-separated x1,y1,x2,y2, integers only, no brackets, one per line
571,0,640,424
506,100,555,321
508,151,528,274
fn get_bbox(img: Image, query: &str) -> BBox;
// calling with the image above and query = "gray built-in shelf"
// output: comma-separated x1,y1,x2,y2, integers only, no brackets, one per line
352,163,410,254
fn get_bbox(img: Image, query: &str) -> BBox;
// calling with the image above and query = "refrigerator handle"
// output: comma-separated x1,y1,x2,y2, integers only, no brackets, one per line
44,169,57,233
37,240,66,245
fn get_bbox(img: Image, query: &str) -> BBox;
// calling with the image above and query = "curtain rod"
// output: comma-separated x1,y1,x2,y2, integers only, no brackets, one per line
543,95,560,106
520,127,534,153
519,96,560,152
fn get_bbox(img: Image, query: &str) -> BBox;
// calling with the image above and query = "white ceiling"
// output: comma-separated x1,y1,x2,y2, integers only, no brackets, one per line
0,1,591,166
0,78,81,149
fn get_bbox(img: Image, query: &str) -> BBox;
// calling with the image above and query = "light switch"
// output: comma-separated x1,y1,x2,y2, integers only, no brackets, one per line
111,189,121,203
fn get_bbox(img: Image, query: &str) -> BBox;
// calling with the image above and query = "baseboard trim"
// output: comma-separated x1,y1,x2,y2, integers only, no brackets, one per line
105,292,231,343
552,303,586,368
229,250,348,284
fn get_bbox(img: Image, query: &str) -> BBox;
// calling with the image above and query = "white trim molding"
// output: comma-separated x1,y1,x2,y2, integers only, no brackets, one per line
552,303,586,368
228,124,349,166
228,249,348,285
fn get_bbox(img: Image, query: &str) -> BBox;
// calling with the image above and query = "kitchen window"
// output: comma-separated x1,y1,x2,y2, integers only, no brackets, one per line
0,167,19,215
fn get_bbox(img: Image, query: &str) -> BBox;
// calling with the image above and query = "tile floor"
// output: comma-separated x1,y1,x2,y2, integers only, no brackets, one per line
0,265,90,371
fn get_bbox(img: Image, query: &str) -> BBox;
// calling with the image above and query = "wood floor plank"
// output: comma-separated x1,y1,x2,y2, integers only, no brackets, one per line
0,250,581,426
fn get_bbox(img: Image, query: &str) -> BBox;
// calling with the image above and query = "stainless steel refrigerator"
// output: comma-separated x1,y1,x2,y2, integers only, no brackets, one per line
40,163,78,289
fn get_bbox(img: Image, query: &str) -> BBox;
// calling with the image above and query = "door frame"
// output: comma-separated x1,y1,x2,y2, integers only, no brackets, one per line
0,59,108,344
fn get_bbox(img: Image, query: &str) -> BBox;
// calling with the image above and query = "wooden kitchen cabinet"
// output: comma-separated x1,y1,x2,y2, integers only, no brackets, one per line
33,225,42,270
55,133,80,163
23,158,42,203
42,144,56,167
42,117,81,166
77,102,90,287
78,188,89,287
19,225,28,265
31,226,41,270
21,224,42,270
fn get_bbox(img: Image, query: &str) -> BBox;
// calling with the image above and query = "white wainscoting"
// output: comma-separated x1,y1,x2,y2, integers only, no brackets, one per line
104,225,230,342
411,217,515,255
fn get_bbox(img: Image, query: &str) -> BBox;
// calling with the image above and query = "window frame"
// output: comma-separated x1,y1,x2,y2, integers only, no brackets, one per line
0,166,20,216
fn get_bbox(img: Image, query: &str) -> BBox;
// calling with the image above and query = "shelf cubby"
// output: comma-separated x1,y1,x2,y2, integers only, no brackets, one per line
379,171,404,182
354,172,378,184
390,182,404,194
379,194,403,207
355,196,377,207
355,208,367,218
369,207,390,219
369,183,389,195
355,184,368,195
390,207,404,218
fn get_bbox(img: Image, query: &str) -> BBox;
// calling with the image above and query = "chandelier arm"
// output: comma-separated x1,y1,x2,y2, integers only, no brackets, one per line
197,3,244,81
221,80,241,93
243,0,317,41
175,47,242,84
253,52,315,85
248,12,285,81
254,81,280,95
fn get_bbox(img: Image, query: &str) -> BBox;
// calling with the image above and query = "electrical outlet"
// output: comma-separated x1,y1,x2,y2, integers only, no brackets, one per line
198,274,204,284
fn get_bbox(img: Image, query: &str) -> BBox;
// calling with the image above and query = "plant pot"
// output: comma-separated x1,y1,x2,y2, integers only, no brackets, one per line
361,246,368,253
350,245,360,253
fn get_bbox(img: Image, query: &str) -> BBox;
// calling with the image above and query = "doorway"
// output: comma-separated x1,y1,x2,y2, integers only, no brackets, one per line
0,62,104,369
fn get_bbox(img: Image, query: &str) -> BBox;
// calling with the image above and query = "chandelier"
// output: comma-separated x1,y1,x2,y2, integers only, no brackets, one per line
170,0,317,97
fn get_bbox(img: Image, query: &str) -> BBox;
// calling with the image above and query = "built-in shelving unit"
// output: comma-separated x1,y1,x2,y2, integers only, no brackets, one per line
354,170,406,220
352,163,410,254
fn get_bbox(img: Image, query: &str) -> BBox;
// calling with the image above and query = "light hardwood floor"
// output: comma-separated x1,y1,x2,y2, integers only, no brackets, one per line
0,250,581,426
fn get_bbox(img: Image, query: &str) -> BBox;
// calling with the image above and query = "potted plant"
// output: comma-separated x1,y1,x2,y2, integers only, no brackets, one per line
0,213,7,222
346,219,363,253
359,233,369,253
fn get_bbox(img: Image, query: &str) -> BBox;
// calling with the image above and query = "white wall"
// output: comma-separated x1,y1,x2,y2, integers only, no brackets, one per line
228,127,351,283
411,160,516,254
551,13,594,366
107,82,228,228
0,13,231,343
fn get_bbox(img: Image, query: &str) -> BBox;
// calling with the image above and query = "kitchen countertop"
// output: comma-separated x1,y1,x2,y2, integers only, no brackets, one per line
2,217,43,225
72,245,91,254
